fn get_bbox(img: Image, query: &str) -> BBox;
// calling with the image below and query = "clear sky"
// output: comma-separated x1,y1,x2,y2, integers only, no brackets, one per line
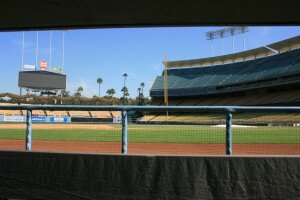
0,26,299,98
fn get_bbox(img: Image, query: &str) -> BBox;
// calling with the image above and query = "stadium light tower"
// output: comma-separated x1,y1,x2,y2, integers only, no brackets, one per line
206,26,249,56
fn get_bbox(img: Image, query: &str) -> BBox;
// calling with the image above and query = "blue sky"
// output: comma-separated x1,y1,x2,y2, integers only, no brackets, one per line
0,26,299,98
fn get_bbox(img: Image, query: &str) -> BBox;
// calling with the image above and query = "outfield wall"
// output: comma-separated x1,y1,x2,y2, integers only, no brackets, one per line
0,116,71,123
0,151,298,199
0,116,120,123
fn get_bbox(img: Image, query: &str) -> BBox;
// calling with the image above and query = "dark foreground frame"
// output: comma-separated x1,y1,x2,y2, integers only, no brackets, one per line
0,151,298,199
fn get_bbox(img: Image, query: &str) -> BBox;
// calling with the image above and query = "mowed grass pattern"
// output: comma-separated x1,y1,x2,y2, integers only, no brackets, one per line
0,124,299,144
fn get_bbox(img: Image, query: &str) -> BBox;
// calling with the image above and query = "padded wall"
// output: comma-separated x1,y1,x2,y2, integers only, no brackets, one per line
0,151,298,199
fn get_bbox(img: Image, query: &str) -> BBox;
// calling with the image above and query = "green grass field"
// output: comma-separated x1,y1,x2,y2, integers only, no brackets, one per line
0,124,299,144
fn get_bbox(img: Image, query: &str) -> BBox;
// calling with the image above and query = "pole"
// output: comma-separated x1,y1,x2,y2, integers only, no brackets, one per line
164,53,169,116
221,37,224,56
121,110,128,154
19,87,22,105
243,32,246,51
21,32,24,69
99,83,100,98
62,30,65,68
26,110,32,151
211,40,213,57
123,76,126,105
35,31,39,68
226,112,232,155
49,30,52,68
232,35,234,53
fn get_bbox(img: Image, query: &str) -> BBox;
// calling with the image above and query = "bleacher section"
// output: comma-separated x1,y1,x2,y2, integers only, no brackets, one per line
155,89,300,107
140,113,300,125
111,111,121,117
0,103,118,119
32,110,46,116
90,111,112,118
68,111,91,118
46,110,69,117
0,103,21,116
150,48,300,97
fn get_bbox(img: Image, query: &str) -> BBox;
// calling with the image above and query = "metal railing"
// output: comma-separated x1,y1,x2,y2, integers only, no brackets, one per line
1,105,300,155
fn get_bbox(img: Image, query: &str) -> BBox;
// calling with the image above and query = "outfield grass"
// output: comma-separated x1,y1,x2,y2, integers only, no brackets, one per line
0,124,299,144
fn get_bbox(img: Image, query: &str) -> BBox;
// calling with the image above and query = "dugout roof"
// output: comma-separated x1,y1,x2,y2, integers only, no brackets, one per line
0,0,299,31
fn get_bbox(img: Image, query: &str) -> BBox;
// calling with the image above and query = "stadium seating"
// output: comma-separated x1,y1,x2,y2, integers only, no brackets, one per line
151,48,300,97
90,111,112,118
111,111,121,117
46,110,69,117
32,110,46,116
0,103,21,116
140,112,300,124
68,111,91,118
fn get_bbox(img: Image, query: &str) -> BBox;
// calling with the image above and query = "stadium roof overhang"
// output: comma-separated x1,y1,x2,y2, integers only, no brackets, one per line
166,35,300,68
0,0,300,31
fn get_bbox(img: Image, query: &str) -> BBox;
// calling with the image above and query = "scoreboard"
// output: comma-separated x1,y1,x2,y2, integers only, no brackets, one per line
18,70,66,90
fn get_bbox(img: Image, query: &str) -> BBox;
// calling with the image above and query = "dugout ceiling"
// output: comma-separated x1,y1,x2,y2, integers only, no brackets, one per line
0,0,300,31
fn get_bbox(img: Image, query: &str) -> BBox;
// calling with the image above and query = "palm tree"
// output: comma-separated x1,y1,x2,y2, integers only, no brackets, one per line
140,82,145,97
121,86,129,98
106,88,116,98
96,77,103,97
137,87,141,103
110,88,116,97
60,90,70,97
106,89,111,97
122,73,128,105
123,73,128,86
74,86,83,97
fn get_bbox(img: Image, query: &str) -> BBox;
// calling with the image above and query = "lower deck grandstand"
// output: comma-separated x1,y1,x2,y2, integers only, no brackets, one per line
143,36,300,125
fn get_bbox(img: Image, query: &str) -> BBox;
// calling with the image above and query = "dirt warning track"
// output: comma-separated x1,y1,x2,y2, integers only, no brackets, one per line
0,140,299,155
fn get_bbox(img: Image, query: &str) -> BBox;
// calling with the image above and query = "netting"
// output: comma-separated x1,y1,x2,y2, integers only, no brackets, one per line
0,108,299,155
0,112,25,151
128,111,225,155
232,111,300,155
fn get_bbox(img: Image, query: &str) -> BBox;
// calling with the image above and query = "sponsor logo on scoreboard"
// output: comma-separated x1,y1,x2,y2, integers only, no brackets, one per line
24,64,36,70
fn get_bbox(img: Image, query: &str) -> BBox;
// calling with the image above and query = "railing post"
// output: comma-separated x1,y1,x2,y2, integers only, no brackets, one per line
226,112,232,155
121,110,128,154
26,110,32,151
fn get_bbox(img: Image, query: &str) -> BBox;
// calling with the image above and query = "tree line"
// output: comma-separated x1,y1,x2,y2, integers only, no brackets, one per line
0,73,150,106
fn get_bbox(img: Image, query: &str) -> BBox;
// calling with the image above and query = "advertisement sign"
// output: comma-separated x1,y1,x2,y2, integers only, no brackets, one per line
4,116,24,122
113,116,122,124
53,117,64,123
52,67,62,72
39,60,47,70
48,117,71,123
24,64,36,70
32,116,46,123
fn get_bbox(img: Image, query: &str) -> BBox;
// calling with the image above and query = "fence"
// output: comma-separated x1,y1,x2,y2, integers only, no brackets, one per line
0,105,299,155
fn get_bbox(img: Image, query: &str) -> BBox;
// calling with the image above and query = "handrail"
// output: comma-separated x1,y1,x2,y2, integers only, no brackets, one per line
0,105,300,112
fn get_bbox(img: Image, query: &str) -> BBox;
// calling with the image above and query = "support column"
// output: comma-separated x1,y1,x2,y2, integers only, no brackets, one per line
226,112,232,155
26,110,32,151
121,110,128,154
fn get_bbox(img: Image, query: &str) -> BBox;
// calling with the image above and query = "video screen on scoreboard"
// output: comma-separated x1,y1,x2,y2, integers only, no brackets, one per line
18,71,66,90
